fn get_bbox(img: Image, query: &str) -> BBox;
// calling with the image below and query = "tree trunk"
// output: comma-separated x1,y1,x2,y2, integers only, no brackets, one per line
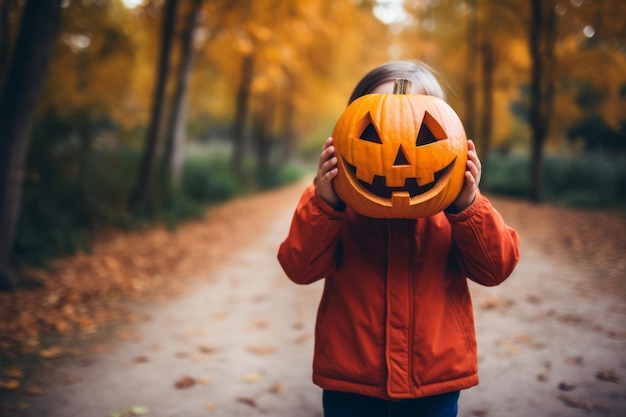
231,53,254,175
528,0,557,203
479,40,494,177
253,91,276,176
0,0,11,81
280,71,296,161
163,0,203,196
0,0,62,290
463,0,478,142
281,94,296,161
129,0,178,213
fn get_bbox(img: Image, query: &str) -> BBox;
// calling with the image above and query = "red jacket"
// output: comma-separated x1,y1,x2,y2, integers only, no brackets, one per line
278,184,520,400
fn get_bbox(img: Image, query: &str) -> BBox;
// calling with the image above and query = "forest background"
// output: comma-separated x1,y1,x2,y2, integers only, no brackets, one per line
0,0,625,290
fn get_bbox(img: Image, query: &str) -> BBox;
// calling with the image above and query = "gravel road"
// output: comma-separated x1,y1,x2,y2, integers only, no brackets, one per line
2,180,625,417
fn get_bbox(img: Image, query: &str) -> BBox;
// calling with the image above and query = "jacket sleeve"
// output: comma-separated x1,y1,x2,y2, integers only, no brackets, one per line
277,184,344,285
446,191,520,286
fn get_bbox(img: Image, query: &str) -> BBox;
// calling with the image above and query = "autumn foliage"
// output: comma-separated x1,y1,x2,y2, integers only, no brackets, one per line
0,0,625,334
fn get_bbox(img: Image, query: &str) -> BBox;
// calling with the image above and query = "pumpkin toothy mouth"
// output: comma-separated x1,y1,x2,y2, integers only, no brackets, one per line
342,158,454,199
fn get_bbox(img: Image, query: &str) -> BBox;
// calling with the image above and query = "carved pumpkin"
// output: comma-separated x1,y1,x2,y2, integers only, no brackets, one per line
332,79,468,218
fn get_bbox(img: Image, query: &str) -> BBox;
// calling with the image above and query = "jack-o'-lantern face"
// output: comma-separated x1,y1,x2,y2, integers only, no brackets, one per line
332,83,467,218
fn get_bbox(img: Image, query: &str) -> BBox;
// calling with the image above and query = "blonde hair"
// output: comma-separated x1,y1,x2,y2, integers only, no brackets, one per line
348,60,445,104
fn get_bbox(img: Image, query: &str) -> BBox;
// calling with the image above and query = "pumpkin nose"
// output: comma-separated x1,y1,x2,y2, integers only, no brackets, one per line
393,146,410,166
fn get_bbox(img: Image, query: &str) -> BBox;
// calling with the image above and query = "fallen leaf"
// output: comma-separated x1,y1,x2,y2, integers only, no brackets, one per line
507,345,521,355
1,367,23,379
606,330,626,340
198,377,211,385
241,373,262,383
558,382,576,391
513,334,532,344
174,375,196,389
204,403,218,410
133,356,149,364
471,408,489,417
479,296,515,310
24,386,43,396
558,394,591,410
269,382,284,394
529,342,546,350
130,405,149,415
537,373,548,382
196,344,216,354
185,328,209,338
53,319,73,334
596,370,620,383
293,333,312,345
246,345,277,355
117,330,142,342
90,344,109,354
40,346,63,358
0,379,20,390
247,319,268,331
236,397,257,408
65,376,82,385
525,294,542,305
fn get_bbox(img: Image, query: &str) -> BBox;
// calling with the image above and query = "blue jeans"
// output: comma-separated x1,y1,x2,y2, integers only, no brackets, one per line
322,390,460,417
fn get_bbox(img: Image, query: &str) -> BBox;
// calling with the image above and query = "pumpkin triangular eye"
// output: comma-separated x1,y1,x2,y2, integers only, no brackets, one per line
393,146,410,166
360,122,382,144
416,111,447,146
416,123,438,146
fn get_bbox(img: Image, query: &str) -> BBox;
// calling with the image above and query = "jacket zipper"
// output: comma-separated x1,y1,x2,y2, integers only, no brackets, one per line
407,218,415,395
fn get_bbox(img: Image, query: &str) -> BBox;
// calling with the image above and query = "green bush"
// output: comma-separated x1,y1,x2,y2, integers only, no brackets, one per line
482,155,532,198
14,145,304,266
483,152,626,211
182,154,239,203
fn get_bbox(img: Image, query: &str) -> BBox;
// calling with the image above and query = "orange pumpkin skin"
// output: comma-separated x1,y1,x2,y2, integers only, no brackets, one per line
332,93,468,218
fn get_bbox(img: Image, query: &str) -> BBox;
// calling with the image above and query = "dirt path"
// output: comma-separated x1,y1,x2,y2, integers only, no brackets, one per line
1,180,625,416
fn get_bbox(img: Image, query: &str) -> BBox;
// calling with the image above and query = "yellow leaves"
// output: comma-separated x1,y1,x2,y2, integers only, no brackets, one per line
246,23,272,43
240,372,263,383
40,346,64,358
0,380,20,390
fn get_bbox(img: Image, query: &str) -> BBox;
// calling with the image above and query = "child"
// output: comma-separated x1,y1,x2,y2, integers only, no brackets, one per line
277,60,520,417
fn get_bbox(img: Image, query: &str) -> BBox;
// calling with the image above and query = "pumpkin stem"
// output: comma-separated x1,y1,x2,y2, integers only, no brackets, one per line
393,78,412,95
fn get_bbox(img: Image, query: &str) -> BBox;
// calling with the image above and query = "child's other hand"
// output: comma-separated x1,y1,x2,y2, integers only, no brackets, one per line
452,139,481,211
315,137,343,209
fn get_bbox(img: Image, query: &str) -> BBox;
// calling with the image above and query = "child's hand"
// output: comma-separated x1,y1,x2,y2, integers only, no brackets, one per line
452,140,482,211
315,137,343,208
